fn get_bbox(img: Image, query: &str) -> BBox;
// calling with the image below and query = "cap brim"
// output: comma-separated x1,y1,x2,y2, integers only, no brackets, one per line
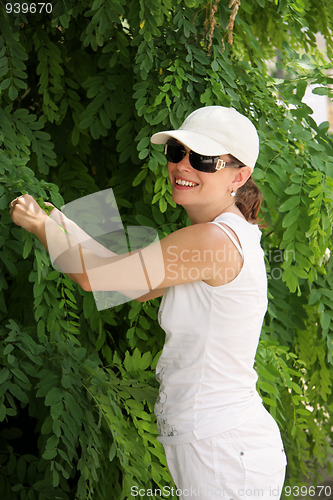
151,130,230,157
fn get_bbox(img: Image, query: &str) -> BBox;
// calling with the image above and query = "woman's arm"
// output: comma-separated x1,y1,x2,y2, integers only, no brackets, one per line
10,196,166,301
10,194,242,295
46,218,242,293
44,203,118,258
135,288,166,302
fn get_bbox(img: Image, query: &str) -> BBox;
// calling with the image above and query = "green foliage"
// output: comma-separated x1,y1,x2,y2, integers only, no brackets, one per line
0,0,332,498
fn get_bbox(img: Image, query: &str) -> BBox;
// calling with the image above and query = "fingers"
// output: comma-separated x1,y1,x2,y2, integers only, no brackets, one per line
9,194,48,233
9,194,38,220
9,196,22,222
9,194,28,213
9,195,50,214
9,196,20,208
9,196,22,216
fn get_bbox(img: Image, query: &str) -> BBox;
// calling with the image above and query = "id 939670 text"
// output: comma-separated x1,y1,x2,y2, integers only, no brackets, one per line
5,2,53,15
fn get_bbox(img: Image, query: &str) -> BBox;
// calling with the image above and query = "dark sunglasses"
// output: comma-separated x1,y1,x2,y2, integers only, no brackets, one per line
165,141,242,173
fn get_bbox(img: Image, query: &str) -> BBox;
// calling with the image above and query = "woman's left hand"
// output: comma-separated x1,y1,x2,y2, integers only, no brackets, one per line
9,194,48,235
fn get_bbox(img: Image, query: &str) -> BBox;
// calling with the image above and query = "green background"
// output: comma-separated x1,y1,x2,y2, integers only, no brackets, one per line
0,0,332,498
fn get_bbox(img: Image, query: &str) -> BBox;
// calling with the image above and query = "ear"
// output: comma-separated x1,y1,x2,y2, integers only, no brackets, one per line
231,166,252,191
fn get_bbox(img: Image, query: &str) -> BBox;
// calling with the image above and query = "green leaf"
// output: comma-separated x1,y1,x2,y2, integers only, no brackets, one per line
45,270,60,280
159,197,167,213
3,344,14,355
308,185,322,197
8,383,29,403
150,108,169,125
45,387,63,406
0,78,10,90
11,368,30,386
8,85,18,100
285,184,301,195
12,484,23,492
109,442,117,461
22,235,34,259
0,404,6,422
50,401,64,420
282,208,300,228
42,448,57,460
262,397,277,407
279,196,300,212
0,367,10,384
312,87,329,95
138,148,149,160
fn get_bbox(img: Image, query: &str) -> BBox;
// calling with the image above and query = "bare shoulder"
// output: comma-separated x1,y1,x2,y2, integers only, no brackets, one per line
159,222,239,254
143,222,242,288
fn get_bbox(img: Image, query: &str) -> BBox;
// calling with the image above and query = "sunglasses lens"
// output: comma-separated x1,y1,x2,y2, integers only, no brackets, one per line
165,142,220,173
190,152,218,173
165,144,185,163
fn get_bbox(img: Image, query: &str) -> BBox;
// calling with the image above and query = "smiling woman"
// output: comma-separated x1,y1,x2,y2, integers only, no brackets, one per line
151,107,263,226
9,105,286,500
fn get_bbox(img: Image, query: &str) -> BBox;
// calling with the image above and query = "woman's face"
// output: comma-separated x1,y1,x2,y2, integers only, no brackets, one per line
167,142,241,214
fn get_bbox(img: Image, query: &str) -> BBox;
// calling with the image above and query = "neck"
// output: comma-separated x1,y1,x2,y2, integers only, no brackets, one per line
185,201,244,224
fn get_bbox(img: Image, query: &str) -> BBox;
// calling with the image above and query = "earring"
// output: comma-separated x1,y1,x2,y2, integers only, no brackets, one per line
230,190,236,197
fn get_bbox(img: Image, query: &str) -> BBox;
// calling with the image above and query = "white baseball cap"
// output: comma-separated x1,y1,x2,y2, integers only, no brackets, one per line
150,106,259,171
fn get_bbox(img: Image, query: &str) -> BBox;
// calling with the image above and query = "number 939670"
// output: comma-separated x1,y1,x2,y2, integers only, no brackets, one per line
5,3,53,14
284,485,332,497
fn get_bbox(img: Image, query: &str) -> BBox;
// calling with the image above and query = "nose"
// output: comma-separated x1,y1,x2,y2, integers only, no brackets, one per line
176,150,192,171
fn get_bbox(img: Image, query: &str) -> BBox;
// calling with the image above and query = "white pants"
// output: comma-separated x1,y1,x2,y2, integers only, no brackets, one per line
163,405,287,500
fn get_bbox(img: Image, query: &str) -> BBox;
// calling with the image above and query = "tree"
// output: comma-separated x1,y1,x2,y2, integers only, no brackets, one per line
0,0,332,498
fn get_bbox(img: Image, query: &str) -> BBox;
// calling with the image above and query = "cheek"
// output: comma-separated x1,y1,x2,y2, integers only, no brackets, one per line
202,172,229,194
199,172,218,188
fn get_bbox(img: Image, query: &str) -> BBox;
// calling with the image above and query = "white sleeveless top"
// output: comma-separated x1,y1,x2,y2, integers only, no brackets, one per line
155,212,268,444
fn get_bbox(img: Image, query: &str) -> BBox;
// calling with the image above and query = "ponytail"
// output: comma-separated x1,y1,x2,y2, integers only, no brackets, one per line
235,176,263,224
229,155,263,224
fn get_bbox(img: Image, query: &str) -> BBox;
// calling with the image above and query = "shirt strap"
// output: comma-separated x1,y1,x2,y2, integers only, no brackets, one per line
209,221,244,260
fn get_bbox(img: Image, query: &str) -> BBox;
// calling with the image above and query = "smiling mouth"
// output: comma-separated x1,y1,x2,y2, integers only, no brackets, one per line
175,178,199,187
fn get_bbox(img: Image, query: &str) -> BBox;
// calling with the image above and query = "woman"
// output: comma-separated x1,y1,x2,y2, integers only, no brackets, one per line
10,106,286,499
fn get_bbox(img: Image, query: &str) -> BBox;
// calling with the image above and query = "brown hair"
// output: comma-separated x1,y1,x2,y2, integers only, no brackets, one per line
229,156,263,224
235,176,263,224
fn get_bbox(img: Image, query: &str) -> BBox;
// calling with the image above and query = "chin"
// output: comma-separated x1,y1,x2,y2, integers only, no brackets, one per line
172,196,196,211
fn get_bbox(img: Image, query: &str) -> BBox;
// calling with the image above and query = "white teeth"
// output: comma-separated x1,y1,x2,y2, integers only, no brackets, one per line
175,179,197,187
